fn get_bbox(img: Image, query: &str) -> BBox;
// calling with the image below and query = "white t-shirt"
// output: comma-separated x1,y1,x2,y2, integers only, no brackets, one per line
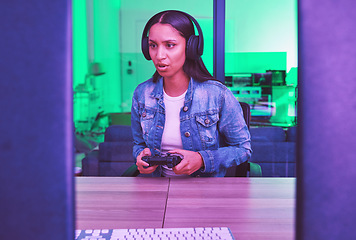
161,89,189,178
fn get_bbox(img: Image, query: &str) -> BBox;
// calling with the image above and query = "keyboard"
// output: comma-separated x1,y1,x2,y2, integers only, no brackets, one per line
75,227,235,240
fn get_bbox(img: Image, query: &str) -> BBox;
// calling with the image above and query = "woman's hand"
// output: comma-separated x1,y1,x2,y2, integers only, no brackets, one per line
136,148,158,174
169,149,204,175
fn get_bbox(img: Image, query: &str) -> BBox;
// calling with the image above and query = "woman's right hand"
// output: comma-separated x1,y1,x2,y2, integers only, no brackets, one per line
136,148,158,174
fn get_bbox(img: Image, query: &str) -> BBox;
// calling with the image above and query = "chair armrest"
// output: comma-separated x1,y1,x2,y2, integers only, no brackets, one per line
249,162,262,177
121,164,140,177
225,161,262,177
81,150,99,176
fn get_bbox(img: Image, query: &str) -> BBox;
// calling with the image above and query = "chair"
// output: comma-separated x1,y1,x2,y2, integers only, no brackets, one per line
122,102,261,177
121,159,262,177
239,101,250,130
82,102,261,177
224,102,262,177
81,125,136,176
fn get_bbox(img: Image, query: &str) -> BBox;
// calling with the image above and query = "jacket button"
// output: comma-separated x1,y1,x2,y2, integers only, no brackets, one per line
183,106,189,112
184,132,191,137
204,119,210,125
142,112,146,117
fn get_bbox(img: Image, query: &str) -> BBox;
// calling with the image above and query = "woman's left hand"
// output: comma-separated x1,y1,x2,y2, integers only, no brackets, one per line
169,149,204,175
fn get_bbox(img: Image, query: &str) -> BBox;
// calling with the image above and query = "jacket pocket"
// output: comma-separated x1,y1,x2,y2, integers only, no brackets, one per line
195,112,219,148
140,108,155,136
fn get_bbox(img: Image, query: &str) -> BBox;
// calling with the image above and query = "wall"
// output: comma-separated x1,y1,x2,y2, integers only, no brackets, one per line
118,0,214,112
226,0,298,73
73,0,122,129
73,0,297,119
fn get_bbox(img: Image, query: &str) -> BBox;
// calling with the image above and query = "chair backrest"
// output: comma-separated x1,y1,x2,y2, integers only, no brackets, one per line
122,101,259,177
104,125,132,142
239,102,250,129
225,102,262,177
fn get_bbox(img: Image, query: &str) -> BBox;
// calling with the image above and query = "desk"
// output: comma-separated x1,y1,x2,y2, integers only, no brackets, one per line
76,177,295,240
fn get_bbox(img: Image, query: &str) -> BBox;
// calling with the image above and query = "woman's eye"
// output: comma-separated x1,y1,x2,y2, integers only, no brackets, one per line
167,43,175,48
149,43,157,48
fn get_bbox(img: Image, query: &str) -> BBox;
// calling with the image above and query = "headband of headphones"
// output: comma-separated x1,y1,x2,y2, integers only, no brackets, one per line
141,10,204,60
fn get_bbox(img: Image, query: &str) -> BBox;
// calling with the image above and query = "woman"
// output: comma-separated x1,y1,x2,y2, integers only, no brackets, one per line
131,10,251,177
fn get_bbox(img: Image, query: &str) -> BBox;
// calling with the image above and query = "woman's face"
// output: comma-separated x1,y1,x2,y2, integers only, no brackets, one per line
148,23,187,80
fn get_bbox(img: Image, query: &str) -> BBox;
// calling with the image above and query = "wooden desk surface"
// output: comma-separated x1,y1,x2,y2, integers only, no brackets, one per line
166,178,295,240
75,177,169,229
76,177,295,240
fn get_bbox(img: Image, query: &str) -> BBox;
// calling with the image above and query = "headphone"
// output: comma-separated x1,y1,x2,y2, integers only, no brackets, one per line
141,10,204,61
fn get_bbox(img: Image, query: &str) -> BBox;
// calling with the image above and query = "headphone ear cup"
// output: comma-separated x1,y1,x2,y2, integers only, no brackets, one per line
141,36,151,60
186,35,200,60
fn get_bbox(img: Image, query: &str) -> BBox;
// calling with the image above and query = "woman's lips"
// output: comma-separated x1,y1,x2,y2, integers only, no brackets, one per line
156,63,168,71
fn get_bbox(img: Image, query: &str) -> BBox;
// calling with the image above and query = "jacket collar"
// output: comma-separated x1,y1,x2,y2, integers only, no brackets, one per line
151,77,195,103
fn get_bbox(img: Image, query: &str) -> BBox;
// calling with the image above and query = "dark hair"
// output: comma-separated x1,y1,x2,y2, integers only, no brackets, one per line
147,11,216,82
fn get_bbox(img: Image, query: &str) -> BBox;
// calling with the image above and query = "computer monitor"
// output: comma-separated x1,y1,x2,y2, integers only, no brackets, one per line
225,73,253,87
297,0,356,239
252,72,272,95
1,1,74,240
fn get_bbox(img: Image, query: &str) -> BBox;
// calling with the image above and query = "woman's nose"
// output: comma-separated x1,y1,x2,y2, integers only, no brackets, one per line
156,46,166,59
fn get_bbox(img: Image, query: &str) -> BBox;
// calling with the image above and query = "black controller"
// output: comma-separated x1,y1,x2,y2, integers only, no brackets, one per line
142,153,183,168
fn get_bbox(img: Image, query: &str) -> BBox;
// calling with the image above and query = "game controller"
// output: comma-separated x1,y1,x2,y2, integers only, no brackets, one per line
142,153,183,168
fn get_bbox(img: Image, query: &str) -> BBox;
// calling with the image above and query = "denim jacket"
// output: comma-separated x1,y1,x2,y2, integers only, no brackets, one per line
131,77,252,177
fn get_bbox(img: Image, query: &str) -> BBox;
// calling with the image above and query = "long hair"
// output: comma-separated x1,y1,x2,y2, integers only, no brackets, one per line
146,11,216,82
